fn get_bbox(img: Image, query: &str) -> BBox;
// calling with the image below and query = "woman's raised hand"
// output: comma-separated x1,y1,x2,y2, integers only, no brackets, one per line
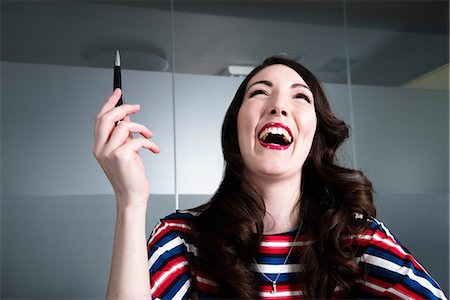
93,89,160,207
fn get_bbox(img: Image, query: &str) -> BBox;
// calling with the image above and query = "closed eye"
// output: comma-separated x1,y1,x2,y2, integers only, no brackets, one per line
249,89,269,98
294,93,311,103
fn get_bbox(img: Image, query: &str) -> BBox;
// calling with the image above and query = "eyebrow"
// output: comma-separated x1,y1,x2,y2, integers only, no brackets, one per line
246,80,272,92
246,80,311,92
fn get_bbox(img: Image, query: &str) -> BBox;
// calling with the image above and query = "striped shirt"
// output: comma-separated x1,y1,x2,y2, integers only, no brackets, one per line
147,210,448,299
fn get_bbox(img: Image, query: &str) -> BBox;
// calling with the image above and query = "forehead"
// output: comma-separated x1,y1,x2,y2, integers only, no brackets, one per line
247,64,309,88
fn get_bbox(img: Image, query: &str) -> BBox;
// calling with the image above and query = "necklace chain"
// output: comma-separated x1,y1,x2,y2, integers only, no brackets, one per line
252,223,302,294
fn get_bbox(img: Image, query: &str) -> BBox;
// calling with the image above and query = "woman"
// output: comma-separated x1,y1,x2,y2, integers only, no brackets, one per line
94,57,447,299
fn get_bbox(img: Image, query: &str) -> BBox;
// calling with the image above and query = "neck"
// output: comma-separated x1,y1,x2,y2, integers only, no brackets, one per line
247,172,302,235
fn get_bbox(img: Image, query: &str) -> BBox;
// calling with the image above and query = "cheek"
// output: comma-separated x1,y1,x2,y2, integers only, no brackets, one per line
237,105,254,134
298,110,318,137
237,108,250,151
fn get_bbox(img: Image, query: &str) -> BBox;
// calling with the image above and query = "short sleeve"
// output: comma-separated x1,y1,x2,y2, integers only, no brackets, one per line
147,219,192,300
354,219,448,299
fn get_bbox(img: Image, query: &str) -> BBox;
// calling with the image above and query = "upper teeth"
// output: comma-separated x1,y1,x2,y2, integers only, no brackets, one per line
259,127,292,143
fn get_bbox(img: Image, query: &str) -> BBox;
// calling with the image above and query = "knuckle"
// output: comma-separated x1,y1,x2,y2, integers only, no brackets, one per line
111,149,123,159
97,113,108,123
93,150,104,161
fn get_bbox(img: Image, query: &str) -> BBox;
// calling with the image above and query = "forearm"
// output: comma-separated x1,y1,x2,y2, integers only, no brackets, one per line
106,198,151,299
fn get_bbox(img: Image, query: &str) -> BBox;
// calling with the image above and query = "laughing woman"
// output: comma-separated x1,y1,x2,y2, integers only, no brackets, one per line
94,56,448,299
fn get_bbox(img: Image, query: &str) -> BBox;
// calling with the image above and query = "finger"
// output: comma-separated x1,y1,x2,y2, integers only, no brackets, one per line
94,104,141,148
120,137,161,154
120,116,133,143
101,103,140,125
105,122,154,152
96,88,122,119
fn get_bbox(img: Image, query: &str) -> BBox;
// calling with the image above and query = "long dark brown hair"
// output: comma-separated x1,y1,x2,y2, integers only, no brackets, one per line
192,56,376,299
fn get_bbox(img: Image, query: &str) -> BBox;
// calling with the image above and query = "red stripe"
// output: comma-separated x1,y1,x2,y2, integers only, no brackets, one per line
259,283,303,293
197,280,219,294
359,276,419,299
259,245,305,255
369,232,426,273
148,221,193,251
151,256,189,295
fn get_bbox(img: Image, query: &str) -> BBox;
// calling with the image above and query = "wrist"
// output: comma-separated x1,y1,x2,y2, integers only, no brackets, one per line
115,195,148,213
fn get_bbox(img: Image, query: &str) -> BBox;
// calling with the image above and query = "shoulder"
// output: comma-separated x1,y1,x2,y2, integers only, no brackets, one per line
351,218,448,299
159,209,199,231
351,216,410,254
147,210,200,273
148,209,199,249
147,210,200,299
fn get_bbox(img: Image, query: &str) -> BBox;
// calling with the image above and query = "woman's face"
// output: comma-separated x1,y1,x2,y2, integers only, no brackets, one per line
237,64,317,181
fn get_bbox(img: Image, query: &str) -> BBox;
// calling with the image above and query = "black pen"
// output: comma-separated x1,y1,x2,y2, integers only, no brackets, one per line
114,49,124,106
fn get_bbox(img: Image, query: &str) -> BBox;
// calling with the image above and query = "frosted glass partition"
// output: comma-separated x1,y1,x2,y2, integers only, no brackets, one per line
351,85,449,294
352,86,448,194
173,1,351,211
346,2,449,293
1,1,177,296
1,62,175,196
0,62,178,298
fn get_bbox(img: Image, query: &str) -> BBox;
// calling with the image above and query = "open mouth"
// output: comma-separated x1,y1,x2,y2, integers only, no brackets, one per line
257,122,293,150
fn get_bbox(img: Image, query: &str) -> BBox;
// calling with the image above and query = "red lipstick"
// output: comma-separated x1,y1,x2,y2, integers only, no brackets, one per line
257,122,293,150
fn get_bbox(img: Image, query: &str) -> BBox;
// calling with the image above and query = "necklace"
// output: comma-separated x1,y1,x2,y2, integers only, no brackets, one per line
252,223,302,294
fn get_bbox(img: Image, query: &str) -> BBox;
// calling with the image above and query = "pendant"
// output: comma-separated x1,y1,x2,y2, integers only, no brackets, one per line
271,281,277,294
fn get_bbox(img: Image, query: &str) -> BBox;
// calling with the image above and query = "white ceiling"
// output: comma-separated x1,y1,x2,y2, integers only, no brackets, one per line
1,0,448,86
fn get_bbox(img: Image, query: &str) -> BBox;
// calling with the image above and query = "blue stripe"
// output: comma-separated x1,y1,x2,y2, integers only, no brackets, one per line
160,273,191,299
163,211,196,222
150,244,186,272
364,246,431,282
362,262,437,299
255,256,287,265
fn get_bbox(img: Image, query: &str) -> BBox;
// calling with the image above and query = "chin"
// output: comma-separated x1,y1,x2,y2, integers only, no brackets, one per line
247,160,301,179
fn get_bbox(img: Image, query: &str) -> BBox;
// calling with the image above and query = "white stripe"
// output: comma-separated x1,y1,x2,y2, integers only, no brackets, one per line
259,290,303,297
361,254,447,299
345,234,372,241
371,233,430,277
372,233,408,256
148,220,192,246
355,279,411,300
149,237,184,266
260,240,311,247
196,275,219,287
172,278,191,300
250,263,302,274
375,219,396,241
167,222,192,230
176,209,200,216
150,260,189,294
148,221,169,245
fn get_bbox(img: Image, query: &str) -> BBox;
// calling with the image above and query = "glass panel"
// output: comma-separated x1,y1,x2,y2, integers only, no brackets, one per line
172,1,352,208
1,1,175,298
346,1,449,294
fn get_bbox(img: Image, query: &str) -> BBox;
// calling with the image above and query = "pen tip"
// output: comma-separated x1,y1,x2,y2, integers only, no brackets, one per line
115,50,121,67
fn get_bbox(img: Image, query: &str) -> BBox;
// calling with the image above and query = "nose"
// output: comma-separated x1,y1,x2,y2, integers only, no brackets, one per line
268,91,289,117
271,109,287,116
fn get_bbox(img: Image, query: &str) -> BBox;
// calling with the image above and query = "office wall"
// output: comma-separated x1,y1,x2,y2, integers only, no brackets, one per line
1,62,448,297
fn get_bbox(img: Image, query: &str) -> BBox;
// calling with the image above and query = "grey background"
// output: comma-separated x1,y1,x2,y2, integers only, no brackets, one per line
1,1,449,298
